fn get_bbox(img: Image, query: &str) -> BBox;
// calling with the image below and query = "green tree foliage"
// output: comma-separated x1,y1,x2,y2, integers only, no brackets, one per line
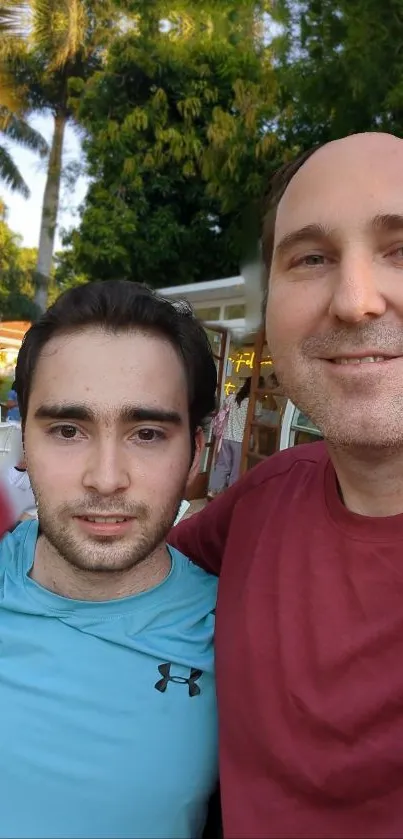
0,205,40,319
0,0,119,309
59,1,281,287
274,0,403,150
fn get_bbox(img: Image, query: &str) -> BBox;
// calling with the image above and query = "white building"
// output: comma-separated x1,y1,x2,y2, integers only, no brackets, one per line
160,276,321,456
159,275,246,337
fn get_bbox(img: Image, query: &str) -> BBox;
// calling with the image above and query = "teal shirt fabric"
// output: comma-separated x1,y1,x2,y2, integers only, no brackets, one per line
0,521,218,839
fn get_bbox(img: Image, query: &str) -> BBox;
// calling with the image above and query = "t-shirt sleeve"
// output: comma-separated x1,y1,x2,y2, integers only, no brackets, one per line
7,390,17,402
169,445,325,576
168,478,248,576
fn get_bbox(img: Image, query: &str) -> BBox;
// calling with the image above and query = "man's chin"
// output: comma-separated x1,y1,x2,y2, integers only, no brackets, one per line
318,419,403,451
54,545,150,575
36,501,180,575
38,527,150,575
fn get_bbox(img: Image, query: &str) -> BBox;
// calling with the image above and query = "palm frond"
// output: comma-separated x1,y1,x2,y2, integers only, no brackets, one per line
32,0,88,71
0,50,30,111
0,2,29,38
0,106,47,153
0,142,29,195
0,1,30,66
0,71,23,109
1,0,117,75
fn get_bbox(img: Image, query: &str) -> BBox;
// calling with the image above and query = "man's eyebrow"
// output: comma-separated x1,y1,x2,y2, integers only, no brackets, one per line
119,406,182,425
371,213,403,233
34,404,95,422
274,215,403,262
274,223,333,259
34,404,183,425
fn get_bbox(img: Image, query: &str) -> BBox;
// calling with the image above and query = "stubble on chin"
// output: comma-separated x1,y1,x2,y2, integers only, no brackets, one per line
34,497,182,575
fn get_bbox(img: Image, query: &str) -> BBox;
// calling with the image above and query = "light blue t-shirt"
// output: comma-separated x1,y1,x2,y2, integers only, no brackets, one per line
0,521,218,839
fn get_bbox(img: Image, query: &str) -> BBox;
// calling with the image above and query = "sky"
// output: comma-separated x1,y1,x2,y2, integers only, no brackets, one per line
1,112,88,252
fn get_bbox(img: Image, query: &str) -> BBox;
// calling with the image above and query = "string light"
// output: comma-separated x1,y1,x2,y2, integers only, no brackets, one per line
224,349,273,395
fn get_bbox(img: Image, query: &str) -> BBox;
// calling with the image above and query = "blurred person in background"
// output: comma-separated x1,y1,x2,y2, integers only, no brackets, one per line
6,379,20,422
208,375,264,497
5,455,36,524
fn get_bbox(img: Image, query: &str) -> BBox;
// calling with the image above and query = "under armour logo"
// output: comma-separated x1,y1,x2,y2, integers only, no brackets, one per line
154,663,203,697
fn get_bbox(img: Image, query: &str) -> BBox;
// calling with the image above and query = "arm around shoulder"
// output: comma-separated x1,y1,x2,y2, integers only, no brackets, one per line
169,481,242,576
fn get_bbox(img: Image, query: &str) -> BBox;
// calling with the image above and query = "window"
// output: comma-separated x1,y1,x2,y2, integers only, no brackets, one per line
223,304,245,320
194,306,221,321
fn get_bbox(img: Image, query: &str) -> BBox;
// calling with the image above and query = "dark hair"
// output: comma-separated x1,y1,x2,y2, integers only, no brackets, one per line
261,145,324,276
267,370,279,389
235,375,265,406
15,280,217,441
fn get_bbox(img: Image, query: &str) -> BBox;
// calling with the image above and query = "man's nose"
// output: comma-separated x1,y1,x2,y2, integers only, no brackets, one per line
328,251,387,323
82,439,130,495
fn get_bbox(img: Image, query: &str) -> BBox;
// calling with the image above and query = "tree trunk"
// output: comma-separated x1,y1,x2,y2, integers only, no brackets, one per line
34,111,67,313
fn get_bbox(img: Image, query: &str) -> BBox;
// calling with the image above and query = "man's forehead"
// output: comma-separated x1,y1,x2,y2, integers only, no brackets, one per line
275,133,403,236
30,327,187,407
35,327,183,375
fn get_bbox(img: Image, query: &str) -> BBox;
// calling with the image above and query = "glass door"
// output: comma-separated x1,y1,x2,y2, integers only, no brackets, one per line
279,401,323,450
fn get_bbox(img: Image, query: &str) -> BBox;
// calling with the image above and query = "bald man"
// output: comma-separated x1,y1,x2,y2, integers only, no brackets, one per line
170,133,403,838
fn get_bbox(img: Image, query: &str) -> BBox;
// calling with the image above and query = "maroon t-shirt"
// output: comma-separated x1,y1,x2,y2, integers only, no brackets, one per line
170,442,403,838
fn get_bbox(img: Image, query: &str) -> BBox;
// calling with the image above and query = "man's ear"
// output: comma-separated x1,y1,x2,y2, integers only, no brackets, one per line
186,427,205,490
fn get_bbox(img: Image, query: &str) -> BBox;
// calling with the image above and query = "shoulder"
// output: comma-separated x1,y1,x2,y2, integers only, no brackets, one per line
169,547,218,600
169,443,329,575
0,520,37,578
205,441,324,514
239,441,327,491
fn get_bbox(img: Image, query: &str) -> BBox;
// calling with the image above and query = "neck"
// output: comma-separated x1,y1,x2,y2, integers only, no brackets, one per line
30,536,171,601
328,444,403,517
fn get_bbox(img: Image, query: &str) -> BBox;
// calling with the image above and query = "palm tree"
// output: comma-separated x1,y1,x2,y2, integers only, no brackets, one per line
0,106,48,197
0,0,116,310
0,4,48,197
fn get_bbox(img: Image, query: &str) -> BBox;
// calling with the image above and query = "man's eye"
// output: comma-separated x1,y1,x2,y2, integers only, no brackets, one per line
136,428,164,442
50,425,79,440
301,254,325,266
289,252,329,269
389,246,403,259
61,426,77,439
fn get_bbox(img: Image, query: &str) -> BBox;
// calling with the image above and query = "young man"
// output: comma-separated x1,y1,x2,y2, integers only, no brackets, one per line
171,132,403,838
0,280,218,839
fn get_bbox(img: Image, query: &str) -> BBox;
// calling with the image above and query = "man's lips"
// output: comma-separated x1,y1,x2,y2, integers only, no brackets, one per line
74,515,135,536
77,515,132,523
320,353,401,365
